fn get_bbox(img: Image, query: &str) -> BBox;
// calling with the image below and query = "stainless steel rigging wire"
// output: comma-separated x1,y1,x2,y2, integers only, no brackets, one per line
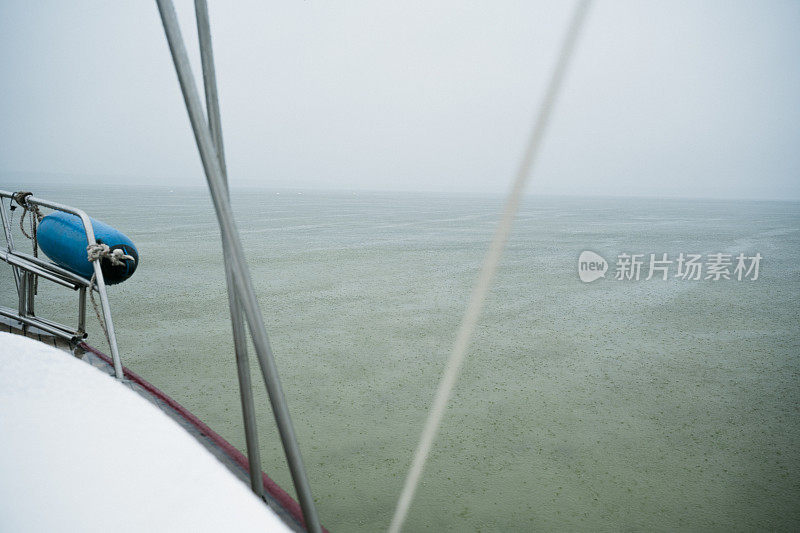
388,2,592,531
194,0,265,500
155,1,322,530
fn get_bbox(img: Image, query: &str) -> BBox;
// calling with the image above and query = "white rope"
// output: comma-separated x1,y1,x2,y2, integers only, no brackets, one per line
86,244,134,352
86,243,134,266
388,2,592,531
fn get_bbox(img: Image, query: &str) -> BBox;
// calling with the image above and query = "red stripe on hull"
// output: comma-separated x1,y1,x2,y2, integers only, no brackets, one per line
79,342,326,533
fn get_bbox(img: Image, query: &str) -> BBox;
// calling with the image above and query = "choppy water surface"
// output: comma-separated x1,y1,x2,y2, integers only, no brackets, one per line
2,185,798,531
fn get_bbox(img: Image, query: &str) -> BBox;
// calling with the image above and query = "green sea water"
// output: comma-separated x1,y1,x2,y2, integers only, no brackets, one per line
2,185,799,532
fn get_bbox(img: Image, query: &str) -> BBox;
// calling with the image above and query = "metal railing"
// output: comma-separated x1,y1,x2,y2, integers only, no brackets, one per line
156,1,322,531
0,190,124,378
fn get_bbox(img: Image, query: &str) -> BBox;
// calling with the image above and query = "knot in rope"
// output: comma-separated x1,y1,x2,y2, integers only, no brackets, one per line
86,244,133,355
12,191,44,240
12,190,33,210
86,243,134,266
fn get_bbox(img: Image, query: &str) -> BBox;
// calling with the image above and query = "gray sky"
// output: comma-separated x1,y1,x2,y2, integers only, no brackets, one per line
1,0,798,199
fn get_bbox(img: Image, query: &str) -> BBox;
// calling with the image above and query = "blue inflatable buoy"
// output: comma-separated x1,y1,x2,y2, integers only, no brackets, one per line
36,211,138,285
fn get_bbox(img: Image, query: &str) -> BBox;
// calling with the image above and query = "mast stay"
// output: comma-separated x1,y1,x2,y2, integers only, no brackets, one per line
154,1,323,531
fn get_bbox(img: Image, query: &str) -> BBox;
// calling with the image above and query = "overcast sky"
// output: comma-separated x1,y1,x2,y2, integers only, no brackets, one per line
1,1,798,199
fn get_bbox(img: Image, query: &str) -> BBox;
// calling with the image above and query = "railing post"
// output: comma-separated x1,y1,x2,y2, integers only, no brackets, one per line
78,286,87,334
91,261,124,379
26,272,35,316
17,269,27,319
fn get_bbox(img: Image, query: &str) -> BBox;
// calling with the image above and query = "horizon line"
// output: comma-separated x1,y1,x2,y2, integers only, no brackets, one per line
2,170,799,203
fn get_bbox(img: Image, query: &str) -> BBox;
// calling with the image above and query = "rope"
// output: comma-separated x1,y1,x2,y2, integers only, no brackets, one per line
86,243,134,266
86,243,134,352
388,2,592,531
11,191,44,240
12,191,45,294
88,273,111,352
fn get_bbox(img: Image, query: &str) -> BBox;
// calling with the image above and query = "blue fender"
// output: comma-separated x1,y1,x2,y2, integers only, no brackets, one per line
36,211,138,285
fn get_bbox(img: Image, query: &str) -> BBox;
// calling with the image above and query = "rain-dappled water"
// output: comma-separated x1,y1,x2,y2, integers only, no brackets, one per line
2,184,799,531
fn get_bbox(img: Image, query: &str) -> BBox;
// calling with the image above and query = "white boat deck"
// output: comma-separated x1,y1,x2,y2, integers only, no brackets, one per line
0,320,308,532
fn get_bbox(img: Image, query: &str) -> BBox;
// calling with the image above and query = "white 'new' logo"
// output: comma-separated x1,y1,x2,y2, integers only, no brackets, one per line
578,251,607,282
